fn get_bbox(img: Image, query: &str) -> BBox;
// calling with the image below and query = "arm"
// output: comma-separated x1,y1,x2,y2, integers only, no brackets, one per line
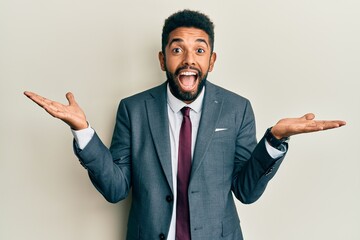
74,101,132,203
231,101,283,204
23,91,132,203
231,104,346,204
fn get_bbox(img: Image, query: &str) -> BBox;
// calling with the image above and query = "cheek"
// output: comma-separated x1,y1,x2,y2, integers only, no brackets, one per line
200,62,211,73
199,56,212,68
165,59,178,72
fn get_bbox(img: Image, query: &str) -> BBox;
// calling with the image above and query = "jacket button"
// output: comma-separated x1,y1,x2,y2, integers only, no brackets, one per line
166,195,173,202
159,233,166,239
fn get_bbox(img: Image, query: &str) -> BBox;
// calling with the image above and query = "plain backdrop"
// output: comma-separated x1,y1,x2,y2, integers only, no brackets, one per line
1,0,359,239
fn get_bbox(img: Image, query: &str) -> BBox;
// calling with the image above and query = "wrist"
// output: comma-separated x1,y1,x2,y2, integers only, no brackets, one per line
71,121,89,131
265,127,289,150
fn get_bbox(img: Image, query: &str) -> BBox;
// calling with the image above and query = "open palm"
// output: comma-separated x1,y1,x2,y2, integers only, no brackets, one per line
271,113,346,139
24,91,88,130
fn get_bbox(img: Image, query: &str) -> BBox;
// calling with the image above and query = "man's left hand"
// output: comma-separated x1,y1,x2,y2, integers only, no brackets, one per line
271,113,346,139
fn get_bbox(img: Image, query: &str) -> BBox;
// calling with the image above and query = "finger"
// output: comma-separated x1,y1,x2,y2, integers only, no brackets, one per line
24,91,33,97
321,120,346,130
301,113,315,121
329,120,346,126
24,91,53,108
305,120,346,132
66,92,77,106
338,120,347,126
24,91,41,101
303,126,323,133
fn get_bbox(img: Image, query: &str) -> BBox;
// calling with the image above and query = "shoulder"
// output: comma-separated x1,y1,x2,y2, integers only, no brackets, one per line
205,81,255,122
206,81,251,105
124,82,166,101
119,82,166,106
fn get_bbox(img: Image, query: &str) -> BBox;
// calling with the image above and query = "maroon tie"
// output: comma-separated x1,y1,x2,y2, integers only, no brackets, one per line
176,107,192,240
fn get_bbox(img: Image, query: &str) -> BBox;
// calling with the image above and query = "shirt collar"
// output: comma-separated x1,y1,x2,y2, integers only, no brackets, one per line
167,83,205,114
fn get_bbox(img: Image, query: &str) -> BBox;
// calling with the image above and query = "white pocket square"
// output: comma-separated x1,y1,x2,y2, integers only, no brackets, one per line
215,128,228,132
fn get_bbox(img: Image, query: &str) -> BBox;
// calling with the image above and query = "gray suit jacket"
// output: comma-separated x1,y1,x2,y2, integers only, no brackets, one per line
74,81,286,240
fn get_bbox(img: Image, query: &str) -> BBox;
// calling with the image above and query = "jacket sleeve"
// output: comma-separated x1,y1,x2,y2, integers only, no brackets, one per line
73,100,132,203
231,100,287,204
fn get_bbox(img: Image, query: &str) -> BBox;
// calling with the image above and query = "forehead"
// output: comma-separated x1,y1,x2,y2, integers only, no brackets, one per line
168,27,210,45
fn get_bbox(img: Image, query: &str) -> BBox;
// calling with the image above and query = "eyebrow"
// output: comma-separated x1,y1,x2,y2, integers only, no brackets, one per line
168,38,209,48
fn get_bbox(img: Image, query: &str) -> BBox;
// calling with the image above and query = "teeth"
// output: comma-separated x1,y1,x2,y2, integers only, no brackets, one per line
180,72,196,76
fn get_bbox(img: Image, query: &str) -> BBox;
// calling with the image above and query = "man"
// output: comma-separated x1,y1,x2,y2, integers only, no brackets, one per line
24,10,345,240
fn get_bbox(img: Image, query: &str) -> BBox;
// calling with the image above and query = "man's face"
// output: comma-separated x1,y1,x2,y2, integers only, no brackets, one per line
159,27,217,103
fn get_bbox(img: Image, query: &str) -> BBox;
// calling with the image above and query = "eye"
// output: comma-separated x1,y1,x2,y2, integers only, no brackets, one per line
172,48,182,54
197,48,205,54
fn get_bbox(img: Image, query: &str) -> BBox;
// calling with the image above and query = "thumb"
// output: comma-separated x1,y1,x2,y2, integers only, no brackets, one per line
65,92,76,106
302,113,315,120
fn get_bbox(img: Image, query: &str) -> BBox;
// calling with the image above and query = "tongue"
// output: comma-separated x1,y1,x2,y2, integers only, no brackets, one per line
179,75,196,86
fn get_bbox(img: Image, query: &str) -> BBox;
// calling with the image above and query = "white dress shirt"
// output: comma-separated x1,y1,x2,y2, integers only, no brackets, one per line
71,84,285,240
166,84,204,240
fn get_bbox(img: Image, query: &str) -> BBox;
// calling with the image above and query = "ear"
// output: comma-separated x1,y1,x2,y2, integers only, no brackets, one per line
158,51,166,71
208,52,217,72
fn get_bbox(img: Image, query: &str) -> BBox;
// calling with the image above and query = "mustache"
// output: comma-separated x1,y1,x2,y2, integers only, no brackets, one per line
174,66,202,76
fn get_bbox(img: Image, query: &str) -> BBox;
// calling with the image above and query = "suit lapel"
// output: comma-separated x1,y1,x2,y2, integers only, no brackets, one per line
191,82,223,178
146,83,174,193
144,82,223,190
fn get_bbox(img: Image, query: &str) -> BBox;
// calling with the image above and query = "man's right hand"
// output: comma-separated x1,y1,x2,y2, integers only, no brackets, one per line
24,91,88,130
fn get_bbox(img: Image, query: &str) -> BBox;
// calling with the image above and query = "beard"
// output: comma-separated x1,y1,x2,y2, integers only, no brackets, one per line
165,65,208,102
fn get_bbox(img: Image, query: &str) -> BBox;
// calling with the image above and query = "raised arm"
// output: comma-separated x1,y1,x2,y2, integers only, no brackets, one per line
24,91,88,130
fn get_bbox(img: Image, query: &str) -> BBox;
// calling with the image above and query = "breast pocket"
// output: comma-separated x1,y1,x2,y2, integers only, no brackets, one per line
212,127,235,140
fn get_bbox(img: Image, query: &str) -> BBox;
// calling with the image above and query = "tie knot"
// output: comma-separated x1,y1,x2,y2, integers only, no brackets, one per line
181,107,191,117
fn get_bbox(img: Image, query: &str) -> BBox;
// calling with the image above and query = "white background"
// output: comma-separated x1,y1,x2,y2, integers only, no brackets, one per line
1,0,359,239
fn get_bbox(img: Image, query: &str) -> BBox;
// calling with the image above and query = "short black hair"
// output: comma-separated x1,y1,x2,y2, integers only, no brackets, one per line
161,9,215,53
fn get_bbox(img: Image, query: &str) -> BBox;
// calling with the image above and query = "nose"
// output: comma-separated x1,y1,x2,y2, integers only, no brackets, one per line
182,51,195,66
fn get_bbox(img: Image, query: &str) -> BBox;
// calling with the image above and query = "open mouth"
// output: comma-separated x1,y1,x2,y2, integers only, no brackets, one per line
177,71,198,91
